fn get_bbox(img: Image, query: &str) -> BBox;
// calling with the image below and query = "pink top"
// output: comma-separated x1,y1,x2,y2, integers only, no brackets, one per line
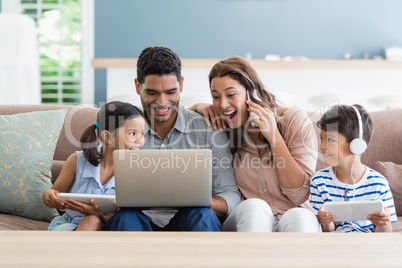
234,107,318,216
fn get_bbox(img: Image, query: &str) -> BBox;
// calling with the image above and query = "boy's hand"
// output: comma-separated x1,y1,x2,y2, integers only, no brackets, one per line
317,206,336,226
64,198,100,216
368,207,391,228
42,189,67,210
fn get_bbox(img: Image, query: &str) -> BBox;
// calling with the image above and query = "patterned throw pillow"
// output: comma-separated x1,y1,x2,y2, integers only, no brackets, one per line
0,109,67,222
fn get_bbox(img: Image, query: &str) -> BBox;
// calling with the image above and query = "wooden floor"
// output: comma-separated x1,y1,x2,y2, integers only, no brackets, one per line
1,231,402,267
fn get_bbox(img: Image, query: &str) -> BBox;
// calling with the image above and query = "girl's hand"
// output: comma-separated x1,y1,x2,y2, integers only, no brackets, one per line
64,198,100,216
42,189,67,210
191,103,227,131
317,206,336,226
368,207,391,228
246,100,277,142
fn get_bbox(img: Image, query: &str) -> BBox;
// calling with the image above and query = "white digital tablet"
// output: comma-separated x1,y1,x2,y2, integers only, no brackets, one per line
58,193,117,214
322,200,384,221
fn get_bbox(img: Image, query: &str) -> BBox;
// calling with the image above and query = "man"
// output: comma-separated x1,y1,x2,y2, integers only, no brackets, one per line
105,47,241,231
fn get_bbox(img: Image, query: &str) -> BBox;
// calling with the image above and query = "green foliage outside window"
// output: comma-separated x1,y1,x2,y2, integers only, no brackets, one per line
21,0,82,104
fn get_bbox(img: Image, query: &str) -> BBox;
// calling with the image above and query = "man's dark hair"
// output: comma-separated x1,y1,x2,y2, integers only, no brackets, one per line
317,104,374,145
136,47,182,84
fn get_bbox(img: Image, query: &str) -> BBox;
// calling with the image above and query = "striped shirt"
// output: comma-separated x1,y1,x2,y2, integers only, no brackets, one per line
310,166,397,233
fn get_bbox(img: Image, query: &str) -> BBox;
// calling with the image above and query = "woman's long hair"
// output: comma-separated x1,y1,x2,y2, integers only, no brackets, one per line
79,101,144,166
208,56,282,164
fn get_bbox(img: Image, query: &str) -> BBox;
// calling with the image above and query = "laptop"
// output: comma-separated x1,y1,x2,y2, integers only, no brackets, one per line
113,149,212,209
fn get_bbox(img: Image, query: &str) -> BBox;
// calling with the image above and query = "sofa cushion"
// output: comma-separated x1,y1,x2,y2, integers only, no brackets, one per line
51,160,65,184
374,161,402,216
362,109,402,168
52,105,99,183
0,109,67,222
0,213,48,230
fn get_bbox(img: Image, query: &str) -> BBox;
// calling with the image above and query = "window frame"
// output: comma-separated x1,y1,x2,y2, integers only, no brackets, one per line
1,0,94,105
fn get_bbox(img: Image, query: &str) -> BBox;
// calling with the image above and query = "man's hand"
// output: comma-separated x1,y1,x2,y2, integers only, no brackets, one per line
211,196,228,221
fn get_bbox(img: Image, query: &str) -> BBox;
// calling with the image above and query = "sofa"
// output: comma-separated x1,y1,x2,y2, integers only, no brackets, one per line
0,105,401,231
0,105,98,230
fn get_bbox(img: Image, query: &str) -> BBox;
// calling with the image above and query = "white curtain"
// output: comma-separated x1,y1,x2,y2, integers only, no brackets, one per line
0,14,41,104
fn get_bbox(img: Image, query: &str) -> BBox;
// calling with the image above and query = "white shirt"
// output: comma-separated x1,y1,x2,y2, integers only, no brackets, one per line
310,166,397,233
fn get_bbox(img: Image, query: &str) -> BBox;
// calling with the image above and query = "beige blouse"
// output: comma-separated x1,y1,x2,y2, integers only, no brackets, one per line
234,107,318,216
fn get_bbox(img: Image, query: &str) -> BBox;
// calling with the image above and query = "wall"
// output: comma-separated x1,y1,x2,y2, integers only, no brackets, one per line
95,0,402,104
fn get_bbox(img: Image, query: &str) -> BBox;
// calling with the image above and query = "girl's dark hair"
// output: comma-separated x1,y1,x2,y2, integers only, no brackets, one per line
80,101,144,166
316,104,374,145
208,56,282,164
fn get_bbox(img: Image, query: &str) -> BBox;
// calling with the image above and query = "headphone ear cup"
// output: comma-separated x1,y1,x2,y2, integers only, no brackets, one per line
350,138,367,155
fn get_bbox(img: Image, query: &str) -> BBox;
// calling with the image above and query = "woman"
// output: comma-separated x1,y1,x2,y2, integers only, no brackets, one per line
189,56,320,232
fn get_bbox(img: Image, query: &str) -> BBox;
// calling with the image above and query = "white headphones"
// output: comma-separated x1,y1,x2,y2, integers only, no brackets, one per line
349,105,367,155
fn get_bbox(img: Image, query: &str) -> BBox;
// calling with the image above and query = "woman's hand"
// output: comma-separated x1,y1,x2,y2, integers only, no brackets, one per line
64,198,100,216
189,103,227,131
42,188,67,210
246,100,277,142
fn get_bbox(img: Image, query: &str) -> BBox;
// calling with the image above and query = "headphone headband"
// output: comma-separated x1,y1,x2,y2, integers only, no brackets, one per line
350,105,363,140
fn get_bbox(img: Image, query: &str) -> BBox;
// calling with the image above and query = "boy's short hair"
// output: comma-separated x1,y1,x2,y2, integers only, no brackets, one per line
136,46,182,84
317,104,374,145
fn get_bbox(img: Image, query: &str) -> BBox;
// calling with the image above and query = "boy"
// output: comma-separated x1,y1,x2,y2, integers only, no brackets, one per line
310,104,397,232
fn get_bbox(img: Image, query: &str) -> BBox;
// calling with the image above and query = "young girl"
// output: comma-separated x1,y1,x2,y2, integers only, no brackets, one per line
42,101,145,231
189,56,320,232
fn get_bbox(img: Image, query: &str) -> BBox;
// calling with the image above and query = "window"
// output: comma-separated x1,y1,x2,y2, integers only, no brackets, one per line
1,0,94,105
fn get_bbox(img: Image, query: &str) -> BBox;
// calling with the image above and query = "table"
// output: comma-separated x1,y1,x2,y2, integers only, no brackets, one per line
1,231,401,267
